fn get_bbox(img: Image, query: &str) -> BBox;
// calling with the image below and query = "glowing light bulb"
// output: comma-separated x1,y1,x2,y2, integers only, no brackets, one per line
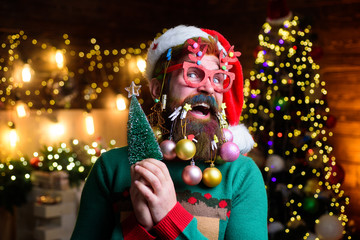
16,101,29,118
85,114,95,135
116,94,126,111
9,129,18,147
50,123,65,137
55,50,64,68
22,64,32,82
137,58,146,73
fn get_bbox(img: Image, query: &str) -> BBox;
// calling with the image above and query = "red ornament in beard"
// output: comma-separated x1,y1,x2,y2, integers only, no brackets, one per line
165,94,223,162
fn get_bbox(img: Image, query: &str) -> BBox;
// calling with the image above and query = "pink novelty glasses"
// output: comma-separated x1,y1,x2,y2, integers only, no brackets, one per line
165,61,234,93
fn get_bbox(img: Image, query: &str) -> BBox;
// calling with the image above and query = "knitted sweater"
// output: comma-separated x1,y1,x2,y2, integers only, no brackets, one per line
71,147,268,240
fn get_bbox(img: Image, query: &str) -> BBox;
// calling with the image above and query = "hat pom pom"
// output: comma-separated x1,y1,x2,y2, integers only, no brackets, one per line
228,124,255,154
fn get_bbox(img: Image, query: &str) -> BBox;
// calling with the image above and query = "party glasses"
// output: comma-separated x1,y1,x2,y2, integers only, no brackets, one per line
165,61,234,93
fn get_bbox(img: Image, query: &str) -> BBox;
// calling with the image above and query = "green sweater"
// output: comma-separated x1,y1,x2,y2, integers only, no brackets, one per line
71,147,268,240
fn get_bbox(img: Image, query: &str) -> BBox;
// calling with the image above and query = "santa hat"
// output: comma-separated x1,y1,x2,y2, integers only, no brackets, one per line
145,25,254,154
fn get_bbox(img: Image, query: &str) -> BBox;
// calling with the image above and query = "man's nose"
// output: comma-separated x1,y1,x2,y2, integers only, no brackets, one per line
197,76,214,95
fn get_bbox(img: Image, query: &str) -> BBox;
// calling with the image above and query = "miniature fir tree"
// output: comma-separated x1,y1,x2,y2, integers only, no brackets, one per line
242,14,351,240
126,82,162,165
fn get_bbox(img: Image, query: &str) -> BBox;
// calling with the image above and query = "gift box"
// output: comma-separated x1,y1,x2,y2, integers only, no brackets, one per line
31,171,70,190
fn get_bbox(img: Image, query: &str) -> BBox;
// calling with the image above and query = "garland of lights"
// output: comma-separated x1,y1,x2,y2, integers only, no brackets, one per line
0,29,153,158
0,30,149,113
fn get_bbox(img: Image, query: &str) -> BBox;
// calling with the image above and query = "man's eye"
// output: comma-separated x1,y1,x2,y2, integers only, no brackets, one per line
213,74,225,85
187,72,198,79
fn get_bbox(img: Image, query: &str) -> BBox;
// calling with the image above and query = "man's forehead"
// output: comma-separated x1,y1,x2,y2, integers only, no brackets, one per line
179,54,220,67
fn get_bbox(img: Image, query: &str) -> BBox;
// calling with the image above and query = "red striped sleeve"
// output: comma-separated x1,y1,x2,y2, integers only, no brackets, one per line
122,214,156,240
153,202,194,240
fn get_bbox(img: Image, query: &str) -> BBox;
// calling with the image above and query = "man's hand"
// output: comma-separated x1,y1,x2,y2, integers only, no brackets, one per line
130,164,154,231
133,158,177,224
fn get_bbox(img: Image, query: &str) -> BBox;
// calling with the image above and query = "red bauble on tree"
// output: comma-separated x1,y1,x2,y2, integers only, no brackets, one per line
326,114,337,129
310,46,324,60
30,157,41,168
327,160,345,185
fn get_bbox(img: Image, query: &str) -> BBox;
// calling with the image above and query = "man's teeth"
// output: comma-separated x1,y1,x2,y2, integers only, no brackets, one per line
190,103,211,116
192,103,210,109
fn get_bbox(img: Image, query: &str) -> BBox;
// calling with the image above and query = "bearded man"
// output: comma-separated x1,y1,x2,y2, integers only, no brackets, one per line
71,25,268,240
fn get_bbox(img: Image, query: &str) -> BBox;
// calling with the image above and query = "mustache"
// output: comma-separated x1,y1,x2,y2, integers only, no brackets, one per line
183,94,219,113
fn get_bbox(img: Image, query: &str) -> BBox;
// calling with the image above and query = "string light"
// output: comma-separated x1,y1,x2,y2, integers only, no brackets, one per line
55,49,64,68
136,58,146,73
49,122,65,137
0,30,149,119
9,128,18,147
0,29,156,154
16,101,29,118
21,63,32,82
116,94,126,111
85,113,95,135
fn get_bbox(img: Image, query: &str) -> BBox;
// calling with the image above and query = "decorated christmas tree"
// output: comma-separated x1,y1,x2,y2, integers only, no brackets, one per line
242,1,352,239
126,81,163,165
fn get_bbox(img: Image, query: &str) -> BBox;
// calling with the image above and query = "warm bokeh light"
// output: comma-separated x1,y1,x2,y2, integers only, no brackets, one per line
22,64,32,82
49,123,65,137
16,101,29,118
116,94,126,111
55,49,64,68
9,128,18,147
85,114,95,135
137,58,146,73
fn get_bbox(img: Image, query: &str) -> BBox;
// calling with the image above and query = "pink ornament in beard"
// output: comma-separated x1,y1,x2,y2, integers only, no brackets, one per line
182,161,202,185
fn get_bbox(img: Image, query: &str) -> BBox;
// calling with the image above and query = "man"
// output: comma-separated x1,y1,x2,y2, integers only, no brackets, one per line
71,25,268,240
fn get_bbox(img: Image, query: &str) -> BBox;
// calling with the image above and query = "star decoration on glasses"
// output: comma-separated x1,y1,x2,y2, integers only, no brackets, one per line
125,81,141,98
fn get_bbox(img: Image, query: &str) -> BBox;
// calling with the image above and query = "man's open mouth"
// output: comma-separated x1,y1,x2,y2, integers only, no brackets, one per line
189,103,211,119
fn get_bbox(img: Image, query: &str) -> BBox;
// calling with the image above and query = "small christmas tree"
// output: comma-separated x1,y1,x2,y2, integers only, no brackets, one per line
242,4,352,239
126,82,162,165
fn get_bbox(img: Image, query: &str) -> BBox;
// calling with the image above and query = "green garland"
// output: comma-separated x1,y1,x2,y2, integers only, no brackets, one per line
0,139,114,213
0,158,32,213
35,143,91,187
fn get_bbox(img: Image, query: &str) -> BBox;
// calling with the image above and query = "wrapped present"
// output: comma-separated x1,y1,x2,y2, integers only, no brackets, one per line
31,171,69,190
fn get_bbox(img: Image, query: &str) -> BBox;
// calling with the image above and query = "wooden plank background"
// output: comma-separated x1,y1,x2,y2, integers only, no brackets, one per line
310,1,360,227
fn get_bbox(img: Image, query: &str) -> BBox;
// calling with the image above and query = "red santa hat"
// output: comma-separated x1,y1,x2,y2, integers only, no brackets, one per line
145,25,254,154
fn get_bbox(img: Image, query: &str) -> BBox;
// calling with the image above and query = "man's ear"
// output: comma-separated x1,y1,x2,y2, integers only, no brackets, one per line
149,78,161,99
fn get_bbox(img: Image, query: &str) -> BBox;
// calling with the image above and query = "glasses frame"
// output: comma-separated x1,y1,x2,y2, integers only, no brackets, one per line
165,61,234,93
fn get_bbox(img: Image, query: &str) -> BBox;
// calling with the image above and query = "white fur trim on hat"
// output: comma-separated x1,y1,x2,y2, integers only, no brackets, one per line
228,124,255,155
145,25,225,80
